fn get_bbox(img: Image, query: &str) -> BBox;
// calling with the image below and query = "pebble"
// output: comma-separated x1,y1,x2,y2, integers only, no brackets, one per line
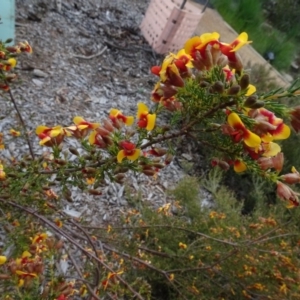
32,78,44,86
33,69,48,78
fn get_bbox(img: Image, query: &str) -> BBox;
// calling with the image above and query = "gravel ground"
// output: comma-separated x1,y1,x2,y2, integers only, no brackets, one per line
0,0,199,226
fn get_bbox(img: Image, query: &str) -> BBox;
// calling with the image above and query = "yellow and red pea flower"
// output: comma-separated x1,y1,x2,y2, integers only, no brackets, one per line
54,218,63,228
36,125,66,147
109,108,134,126
117,141,140,163
31,233,48,244
102,270,124,290
184,32,220,61
227,112,261,148
18,41,33,54
88,130,107,148
178,242,187,249
9,129,21,137
137,102,156,131
218,32,251,71
86,177,95,185
159,55,185,87
1,58,17,71
250,108,290,141
67,116,100,139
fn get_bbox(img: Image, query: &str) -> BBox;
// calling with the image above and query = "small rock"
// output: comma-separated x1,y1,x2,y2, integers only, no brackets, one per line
33,69,48,78
32,78,44,86
182,153,193,161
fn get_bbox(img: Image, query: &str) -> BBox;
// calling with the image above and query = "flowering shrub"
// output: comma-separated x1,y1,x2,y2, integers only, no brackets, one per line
0,32,300,299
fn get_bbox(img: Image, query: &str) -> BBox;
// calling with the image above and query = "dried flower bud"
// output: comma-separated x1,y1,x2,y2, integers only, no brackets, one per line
55,239,64,249
161,125,171,133
249,100,265,109
151,162,165,169
244,95,257,107
239,73,250,90
165,153,173,165
102,135,113,145
103,119,115,132
63,189,72,202
114,173,125,184
276,181,299,206
82,167,97,175
199,81,210,88
54,159,67,165
227,85,241,96
69,147,79,156
88,189,102,196
96,127,111,137
81,154,93,161
280,173,300,184
212,81,224,94
142,169,156,176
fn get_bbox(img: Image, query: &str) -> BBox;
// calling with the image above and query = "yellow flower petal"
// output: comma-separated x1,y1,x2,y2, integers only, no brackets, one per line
0,255,7,265
244,129,261,148
49,126,63,137
127,149,141,162
234,160,247,173
89,131,97,145
262,142,281,157
36,125,49,135
184,36,201,55
110,109,120,117
117,150,126,163
39,136,51,145
21,251,32,258
228,112,244,128
73,116,85,125
245,84,256,96
146,114,156,131
77,124,89,130
137,102,149,119
125,116,134,126
7,58,17,68
261,133,273,143
230,32,252,52
272,124,290,140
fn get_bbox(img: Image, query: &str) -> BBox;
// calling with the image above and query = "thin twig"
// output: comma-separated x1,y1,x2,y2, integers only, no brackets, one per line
66,217,101,288
7,86,35,159
72,46,107,60
64,244,100,300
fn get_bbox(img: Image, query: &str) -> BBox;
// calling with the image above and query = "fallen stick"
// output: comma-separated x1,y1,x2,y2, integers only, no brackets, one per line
72,46,107,59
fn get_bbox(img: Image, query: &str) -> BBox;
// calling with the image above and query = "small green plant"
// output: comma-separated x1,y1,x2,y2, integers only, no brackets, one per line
211,0,296,71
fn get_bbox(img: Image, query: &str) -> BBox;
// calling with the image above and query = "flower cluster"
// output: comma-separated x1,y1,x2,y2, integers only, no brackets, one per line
0,40,32,91
149,32,300,207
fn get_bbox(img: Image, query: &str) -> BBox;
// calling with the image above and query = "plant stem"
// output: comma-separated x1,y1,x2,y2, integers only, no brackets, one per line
7,86,35,159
